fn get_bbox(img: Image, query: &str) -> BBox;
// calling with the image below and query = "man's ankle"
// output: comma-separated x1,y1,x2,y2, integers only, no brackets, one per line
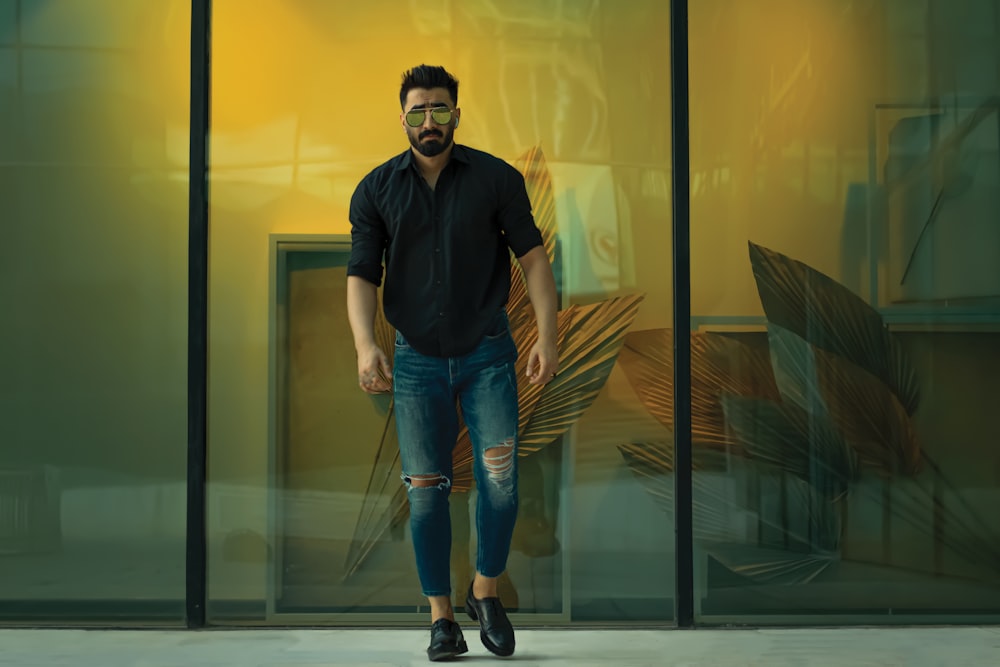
472,574,498,599
428,595,454,623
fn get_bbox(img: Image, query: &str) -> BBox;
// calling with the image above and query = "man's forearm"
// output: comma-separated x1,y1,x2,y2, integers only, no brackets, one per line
347,275,380,351
518,246,558,342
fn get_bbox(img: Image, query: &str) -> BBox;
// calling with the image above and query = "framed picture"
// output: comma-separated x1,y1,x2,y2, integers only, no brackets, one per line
869,99,1000,323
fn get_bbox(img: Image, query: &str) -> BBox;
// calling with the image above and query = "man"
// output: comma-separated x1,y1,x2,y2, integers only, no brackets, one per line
346,65,558,661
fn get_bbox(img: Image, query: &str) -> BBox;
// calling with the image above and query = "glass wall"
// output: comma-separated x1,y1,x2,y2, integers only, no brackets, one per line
206,0,674,624
6,0,1000,630
0,0,190,623
689,0,1000,622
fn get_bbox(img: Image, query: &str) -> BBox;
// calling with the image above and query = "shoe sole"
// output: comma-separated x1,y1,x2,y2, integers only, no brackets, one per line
427,639,468,662
466,602,515,657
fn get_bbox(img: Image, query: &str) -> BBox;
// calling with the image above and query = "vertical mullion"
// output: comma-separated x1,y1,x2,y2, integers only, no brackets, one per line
187,0,211,629
15,0,22,92
670,0,694,629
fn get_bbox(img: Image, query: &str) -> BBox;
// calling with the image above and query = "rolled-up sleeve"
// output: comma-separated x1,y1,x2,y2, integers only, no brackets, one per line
497,164,544,258
347,177,387,287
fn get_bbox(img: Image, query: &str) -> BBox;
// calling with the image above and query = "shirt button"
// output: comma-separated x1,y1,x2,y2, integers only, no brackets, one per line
438,312,444,317
434,248,440,253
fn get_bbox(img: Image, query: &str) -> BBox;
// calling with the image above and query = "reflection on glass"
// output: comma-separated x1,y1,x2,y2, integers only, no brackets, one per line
208,0,672,623
0,0,189,623
689,0,1000,622
879,100,1000,308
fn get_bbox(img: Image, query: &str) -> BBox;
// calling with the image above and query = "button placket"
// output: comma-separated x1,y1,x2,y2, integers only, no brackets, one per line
432,191,445,320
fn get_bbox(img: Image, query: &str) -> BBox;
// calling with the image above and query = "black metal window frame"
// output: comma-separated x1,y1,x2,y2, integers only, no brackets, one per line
182,0,694,629
186,0,211,630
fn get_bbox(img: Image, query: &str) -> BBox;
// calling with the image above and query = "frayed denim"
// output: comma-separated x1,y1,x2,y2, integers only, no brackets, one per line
393,313,519,597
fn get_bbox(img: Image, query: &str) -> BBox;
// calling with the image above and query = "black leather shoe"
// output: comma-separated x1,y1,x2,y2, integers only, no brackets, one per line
427,618,468,662
465,582,515,657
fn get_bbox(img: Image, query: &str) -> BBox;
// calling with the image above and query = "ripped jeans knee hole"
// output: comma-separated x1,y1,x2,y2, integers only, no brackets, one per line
401,472,452,491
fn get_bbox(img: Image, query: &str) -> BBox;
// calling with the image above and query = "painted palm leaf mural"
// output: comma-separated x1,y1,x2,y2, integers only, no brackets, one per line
748,241,921,416
344,146,644,579
618,241,1000,585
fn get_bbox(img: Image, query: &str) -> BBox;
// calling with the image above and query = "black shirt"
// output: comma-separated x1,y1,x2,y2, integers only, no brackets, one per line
348,144,544,358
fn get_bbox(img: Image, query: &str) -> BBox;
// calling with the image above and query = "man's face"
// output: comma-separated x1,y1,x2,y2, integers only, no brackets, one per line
401,87,459,158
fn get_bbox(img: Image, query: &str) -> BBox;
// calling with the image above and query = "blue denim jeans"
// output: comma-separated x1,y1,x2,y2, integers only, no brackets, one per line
392,312,520,597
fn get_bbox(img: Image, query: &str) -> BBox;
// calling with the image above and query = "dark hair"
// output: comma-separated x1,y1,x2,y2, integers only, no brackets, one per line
399,65,459,109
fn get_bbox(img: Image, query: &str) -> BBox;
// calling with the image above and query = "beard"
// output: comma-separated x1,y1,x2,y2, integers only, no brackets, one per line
408,126,454,157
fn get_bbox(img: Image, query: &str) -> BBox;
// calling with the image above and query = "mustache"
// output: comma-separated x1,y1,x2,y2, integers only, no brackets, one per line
419,129,443,140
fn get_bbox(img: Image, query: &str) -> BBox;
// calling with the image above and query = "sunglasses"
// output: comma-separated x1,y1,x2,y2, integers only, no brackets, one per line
404,106,455,127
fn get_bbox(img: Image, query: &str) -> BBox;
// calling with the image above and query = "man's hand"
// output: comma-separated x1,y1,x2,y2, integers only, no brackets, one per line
516,245,560,386
526,337,558,385
356,342,392,394
347,276,392,394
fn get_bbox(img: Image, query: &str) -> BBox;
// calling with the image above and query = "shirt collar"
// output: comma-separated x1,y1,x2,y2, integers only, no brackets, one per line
394,143,470,171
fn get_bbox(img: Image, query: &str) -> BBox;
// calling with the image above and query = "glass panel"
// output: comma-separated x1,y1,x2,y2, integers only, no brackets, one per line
0,48,14,159
0,0,190,623
690,0,1000,623
0,1,15,46
208,0,673,624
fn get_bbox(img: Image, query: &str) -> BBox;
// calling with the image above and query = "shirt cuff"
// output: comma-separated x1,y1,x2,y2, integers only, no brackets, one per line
347,263,383,287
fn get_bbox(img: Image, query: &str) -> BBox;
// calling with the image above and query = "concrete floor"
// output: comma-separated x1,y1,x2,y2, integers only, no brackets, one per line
2,627,1000,667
